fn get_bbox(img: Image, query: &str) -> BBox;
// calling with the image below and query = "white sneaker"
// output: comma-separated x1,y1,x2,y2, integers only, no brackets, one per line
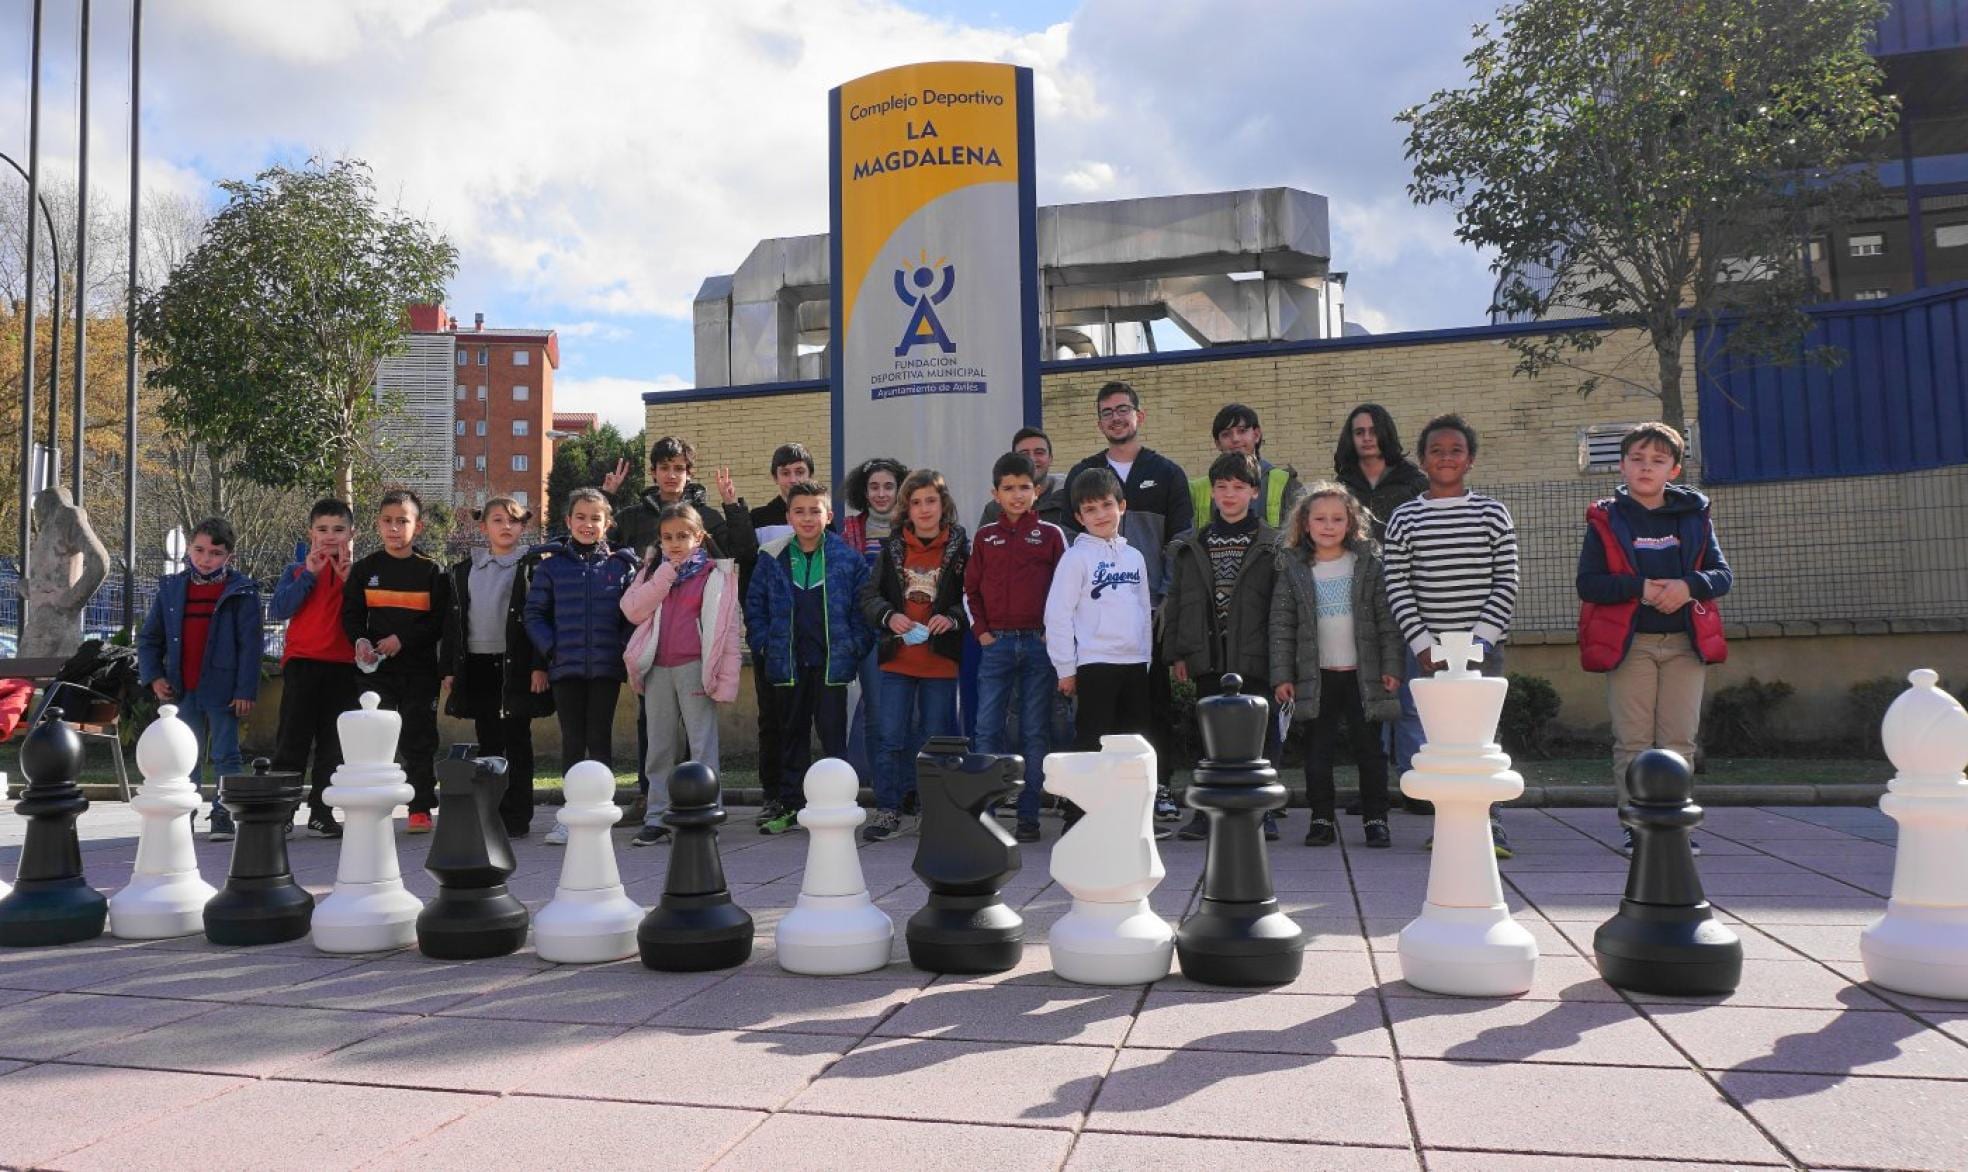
543,821,569,846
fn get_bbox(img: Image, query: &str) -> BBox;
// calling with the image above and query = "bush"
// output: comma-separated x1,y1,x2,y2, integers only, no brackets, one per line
1500,673,1561,758
1846,676,1905,756
1705,676,1794,756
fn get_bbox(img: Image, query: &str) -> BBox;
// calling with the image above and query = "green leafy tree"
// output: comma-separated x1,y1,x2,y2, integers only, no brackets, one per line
545,424,646,535
138,158,458,501
1400,0,1898,434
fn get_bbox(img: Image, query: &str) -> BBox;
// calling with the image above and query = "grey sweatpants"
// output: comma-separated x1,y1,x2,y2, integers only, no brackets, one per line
643,659,722,826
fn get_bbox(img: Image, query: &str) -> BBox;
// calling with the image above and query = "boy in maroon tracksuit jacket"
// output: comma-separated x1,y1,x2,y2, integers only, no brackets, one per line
965,451,1069,842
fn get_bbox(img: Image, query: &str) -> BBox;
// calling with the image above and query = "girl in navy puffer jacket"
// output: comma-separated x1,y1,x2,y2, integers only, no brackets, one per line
525,488,640,796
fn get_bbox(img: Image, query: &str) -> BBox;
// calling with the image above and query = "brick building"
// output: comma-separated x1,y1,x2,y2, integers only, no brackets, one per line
402,304,559,516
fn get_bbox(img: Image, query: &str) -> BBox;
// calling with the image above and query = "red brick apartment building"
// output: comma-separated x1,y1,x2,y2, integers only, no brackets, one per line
393,304,559,517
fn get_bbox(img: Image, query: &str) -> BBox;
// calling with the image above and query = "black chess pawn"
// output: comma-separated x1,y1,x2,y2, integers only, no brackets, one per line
906,735,1025,974
417,754,530,959
639,761,753,971
1175,675,1305,986
0,709,108,946
1595,750,1743,994
204,758,313,945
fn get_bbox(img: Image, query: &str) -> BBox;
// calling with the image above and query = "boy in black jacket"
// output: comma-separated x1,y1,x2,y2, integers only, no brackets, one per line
342,488,452,832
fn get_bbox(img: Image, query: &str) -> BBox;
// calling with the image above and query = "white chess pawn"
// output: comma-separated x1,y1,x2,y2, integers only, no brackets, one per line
1396,631,1539,996
1044,734,1174,984
777,758,893,974
534,760,644,963
311,692,425,953
1861,669,1968,999
108,705,219,937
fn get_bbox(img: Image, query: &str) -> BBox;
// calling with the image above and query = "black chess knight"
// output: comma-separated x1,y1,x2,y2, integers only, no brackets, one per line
417,754,529,959
906,735,1025,974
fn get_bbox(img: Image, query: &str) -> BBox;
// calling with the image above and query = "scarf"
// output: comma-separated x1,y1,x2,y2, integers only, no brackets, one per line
188,564,227,586
673,548,711,584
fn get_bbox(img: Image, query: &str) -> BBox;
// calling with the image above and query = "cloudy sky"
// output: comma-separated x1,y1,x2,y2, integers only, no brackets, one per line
3,0,1501,433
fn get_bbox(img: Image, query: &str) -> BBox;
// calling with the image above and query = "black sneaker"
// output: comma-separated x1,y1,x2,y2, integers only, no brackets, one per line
631,824,671,847
1176,812,1210,841
1363,819,1391,849
862,809,901,843
1304,818,1337,847
1490,817,1514,860
1153,786,1181,821
755,799,786,829
306,816,343,839
506,825,531,840
900,791,920,818
1689,837,1702,857
1013,820,1041,843
208,806,236,842
1262,812,1280,842
1619,828,1635,856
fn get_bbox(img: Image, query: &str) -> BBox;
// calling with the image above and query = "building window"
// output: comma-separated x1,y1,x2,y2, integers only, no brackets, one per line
455,384,466,400
456,350,468,366
512,490,529,507
455,420,465,437
1937,224,1968,249
475,490,486,507
476,420,487,437
454,455,464,470
512,454,530,472
1853,287,1891,301
513,420,529,436
1577,423,1642,474
1849,233,1885,258
476,385,487,401
513,385,529,401
477,347,488,366
475,455,487,472
513,350,530,367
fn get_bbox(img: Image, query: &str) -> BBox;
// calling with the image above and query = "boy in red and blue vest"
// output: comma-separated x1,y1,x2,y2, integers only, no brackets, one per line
1576,422,1732,855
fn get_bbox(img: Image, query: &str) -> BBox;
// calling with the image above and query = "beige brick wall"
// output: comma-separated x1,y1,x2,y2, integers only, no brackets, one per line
643,391,837,504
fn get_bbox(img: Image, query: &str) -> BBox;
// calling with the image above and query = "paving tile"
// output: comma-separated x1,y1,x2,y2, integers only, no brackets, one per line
1384,954,1620,1002
651,971,927,1037
377,1097,763,1170
1387,997,1685,1066
248,957,537,1014
1825,964,1968,1014
0,1063,245,1168
792,1037,1112,1128
1066,1132,1419,1170
519,1024,849,1108
0,992,219,1060
875,980,1138,1046
1721,1071,1968,1170
1624,959,1890,1012
924,943,1094,988
1126,991,1392,1057
1425,1152,1780,1170
1403,1059,1787,1162
0,944,197,992
284,1014,619,1092
1088,1049,1408,1145
1547,918,1797,963
436,965,725,1025
1646,1004,1968,1079
1750,922,1867,963
62,1003,408,1076
57,1077,481,1171
719,1112,1073,1171
1709,896,1886,926
1295,916,1371,953
80,952,368,1001
1159,945,1382,998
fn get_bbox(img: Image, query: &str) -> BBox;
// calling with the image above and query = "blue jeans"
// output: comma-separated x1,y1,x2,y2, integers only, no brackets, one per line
845,645,881,780
975,632,1056,823
875,671,958,812
175,690,243,795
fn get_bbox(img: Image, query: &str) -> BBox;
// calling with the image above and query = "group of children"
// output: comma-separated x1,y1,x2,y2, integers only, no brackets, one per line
132,394,1729,861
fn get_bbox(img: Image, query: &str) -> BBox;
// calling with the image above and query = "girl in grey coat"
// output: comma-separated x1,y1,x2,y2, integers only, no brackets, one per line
1270,483,1406,847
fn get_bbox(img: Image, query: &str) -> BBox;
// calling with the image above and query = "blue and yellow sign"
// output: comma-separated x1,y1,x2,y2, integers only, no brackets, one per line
830,62,1040,518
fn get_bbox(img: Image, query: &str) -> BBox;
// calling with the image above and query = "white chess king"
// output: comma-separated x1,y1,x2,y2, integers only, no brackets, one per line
534,760,644,963
777,758,894,975
311,693,425,953
1043,734,1174,985
1860,668,1968,1000
107,705,218,938
1396,631,1539,996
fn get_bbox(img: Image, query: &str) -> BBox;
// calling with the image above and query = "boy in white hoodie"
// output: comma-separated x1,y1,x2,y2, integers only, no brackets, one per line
1045,469,1154,781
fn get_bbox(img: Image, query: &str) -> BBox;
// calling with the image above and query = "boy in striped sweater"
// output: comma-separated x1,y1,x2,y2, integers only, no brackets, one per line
1382,414,1520,857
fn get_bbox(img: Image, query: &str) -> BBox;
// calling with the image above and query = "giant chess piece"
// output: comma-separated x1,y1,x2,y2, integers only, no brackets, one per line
417,754,530,959
0,709,107,945
109,705,219,938
1396,632,1538,996
906,735,1025,974
1594,750,1742,994
312,693,425,953
1861,668,1968,999
534,760,643,963
1045,734,1174,984
204,759,313,945
1175,676,1304,986
777,758,894,974
639,761,753,970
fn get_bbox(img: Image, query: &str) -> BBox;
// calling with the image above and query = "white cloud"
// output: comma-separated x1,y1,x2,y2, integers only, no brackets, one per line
1058,160,1117,195
554,321,633,342
553,373,687,436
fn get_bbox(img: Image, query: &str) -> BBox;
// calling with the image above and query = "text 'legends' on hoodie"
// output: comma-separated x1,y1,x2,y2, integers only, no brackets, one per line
1044,531,1152,677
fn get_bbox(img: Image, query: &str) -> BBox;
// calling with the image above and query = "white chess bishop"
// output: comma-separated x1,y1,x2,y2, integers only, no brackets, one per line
1396,632,1539,996
1861,669,1968,1000
1043,734,1174,984
311,693,425,953
108,705,218,938
534,760,644,963
777,758,894,975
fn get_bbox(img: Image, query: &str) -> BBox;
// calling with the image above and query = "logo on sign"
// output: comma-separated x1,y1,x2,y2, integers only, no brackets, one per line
894,250,956,357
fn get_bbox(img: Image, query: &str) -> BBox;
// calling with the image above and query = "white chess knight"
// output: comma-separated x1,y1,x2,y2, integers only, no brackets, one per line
1861,668,1968,999
777,758,894,974
311,693,425,953
107,705,219,937
534,760,644,963
1043,734,1174,984
1396,631,1539,996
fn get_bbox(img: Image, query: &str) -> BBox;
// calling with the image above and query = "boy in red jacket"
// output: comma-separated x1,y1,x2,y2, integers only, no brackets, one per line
268,499,360,840
965,451,1068,843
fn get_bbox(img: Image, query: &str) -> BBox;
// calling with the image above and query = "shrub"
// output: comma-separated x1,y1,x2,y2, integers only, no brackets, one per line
1846,676,1905,756
1500,673,1561,758
1705,677,1795,756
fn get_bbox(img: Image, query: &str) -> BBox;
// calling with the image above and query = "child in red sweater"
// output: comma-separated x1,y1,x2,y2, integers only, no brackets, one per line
268,499,360,839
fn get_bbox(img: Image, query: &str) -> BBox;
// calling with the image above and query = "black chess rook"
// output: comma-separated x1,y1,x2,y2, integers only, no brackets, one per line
1175,675,1305,986
1594,750,1743,995
417,754,529,959
204,759,314,945
0,710,108,946
639,761,753,971
906,735,1026,974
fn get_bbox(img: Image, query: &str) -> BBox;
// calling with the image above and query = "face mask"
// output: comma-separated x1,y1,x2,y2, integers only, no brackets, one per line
901,623,931,646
